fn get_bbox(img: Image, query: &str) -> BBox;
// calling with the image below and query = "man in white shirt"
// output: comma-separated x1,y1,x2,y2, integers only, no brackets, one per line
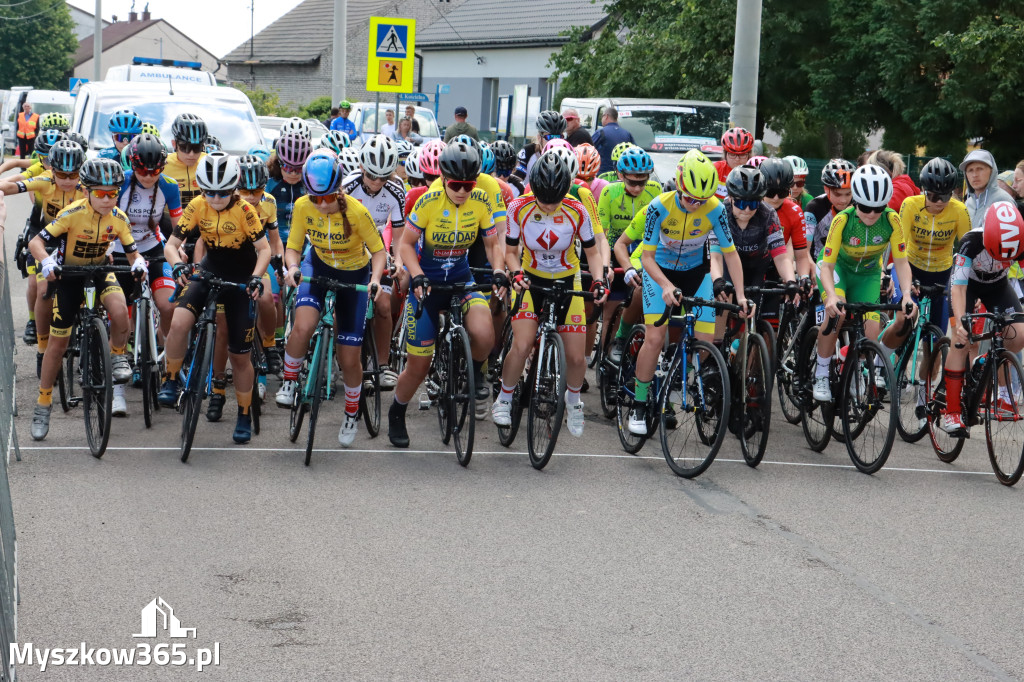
380,109,396,138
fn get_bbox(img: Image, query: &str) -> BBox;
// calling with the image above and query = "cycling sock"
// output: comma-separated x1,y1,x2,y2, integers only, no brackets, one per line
944,369,964,415
815,354,830,378
37,387,52,407
212,378,227,396
392,396,408,409
110,344,125,355
344,384,360,416
566,385,582,405
37,335,48,352
166,356,183,379
472,359,484,380
237,389,252,415
28,311,35,322
499,381,515,402
275,325,285,341
635,380,650,403
283,353,302,381
262,335,276,349
616,318,631,338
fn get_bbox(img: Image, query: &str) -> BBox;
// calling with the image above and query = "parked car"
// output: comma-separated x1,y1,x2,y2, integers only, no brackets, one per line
258,116,329,149
346,102,440,145
2,88,75,156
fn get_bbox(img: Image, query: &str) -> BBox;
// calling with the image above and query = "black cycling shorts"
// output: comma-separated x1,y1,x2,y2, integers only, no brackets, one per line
175,277,255,354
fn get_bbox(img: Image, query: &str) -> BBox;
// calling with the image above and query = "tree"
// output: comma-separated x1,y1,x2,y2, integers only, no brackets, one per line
299,96,333,122
235,84,299,118
0,0,77,90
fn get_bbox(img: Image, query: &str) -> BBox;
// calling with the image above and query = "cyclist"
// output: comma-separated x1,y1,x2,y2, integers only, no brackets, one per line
27,159,145,440
387,141,509,447
812,164,917,402
276,150,387,446
784,155,814,209
394,138,415,185
493,152,607,436
759,157,813,281
159,153,272,444
597,142,637,183
165,113,208,219
267,133,311,342
941,201,1024,434
404,149,426,189
490,139,525,197
97,108,143,161
575,143,607,200
713,127,755,198
318,129,352,156
513,110,566,181
807,158,856,259
404,139,445,213
628,150,751,435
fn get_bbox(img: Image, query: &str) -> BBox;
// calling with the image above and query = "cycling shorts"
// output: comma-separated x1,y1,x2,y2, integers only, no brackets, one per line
404,273,487,357
175,276,255,354
112,245,175,300
49,271,123,337
892,265,950,332
816,262,881,323
642,268,715,333
295,251,371,347
512,273,586,333
949,278,1023,331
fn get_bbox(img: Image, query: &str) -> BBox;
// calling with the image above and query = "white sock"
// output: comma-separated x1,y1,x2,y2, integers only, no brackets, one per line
815,354,830,378
566,385,582,406
498,381,515,402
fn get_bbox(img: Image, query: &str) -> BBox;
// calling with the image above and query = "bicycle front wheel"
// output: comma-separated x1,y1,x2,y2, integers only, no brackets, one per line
361,327,381,438
527,331,567,470
304,330,330,466
495,326,523,447
448,327,475,467
984,349,1024,486
739,332,772,468
840,338,896,474
616,326,647,454
925,339,964,463
775,311,802,425
82,316,112,458
180,322,213,463
799,325,834,452
895,325,944,443
138,297,157,429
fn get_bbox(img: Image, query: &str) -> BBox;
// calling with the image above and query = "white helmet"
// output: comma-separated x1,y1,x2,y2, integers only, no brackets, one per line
280,117,311,140
340,147,362,177
394,138,414,159
546,146,579,180
404,148,423,180
851,164,893,209
359,134,399,177
196,152,240,193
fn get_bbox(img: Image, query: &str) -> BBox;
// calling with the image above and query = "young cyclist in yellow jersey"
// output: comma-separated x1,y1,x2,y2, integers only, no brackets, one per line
27,159,146,441
164,113,208,227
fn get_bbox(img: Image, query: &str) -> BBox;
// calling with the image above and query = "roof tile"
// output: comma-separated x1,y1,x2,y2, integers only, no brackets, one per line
418,0,607,47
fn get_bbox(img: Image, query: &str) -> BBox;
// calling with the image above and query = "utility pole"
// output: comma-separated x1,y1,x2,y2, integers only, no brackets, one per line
331,0,347,104
93,0,102,81
250,0,255,88
729,0,762,132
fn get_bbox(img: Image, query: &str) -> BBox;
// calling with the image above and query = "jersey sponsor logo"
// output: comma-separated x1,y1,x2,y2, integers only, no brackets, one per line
897,242,906,252
872,235,883,244
689,229,702,236
533,213,542,221
954,255,967,267
221,222,237,234
693,219,701,227
442,210,450,218
824,247,832,257
849,237,861,246
537,229,557,250
553,215,564,224
571,314,582,323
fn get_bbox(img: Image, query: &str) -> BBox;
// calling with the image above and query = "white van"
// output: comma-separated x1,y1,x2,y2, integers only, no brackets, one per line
2,88,75,156
104,57,216,86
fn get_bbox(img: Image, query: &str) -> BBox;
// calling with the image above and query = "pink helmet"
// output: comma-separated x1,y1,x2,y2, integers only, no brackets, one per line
275,132,312,168
746,155,768,168
419,139,445,176
543,138,574,154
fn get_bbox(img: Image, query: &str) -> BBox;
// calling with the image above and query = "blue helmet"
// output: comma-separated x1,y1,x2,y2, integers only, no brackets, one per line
108,108,144,135
480,146,495,175
248,145,272,163
454,134,481,153
617,147,653,174
302,149,343,195
34,128,66,156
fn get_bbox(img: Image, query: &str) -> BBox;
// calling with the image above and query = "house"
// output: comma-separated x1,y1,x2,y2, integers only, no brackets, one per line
71,10,220,81
418,0,608,131
66,3,109,41
221,0,468,108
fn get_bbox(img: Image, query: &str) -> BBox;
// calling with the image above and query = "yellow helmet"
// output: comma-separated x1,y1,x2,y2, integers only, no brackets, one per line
141,121,160,137
675,149,718,200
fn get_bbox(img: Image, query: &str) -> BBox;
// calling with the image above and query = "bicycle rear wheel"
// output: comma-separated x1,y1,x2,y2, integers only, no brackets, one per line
616,327,647,454
527,331,567,470
448,327,475,467
57,364,69,412
391,311,409,378
249,337,264,436
180,322,213,463
775,311,802,425
739,332,772,468
361,327,381,438
305,330,330,466
840,338,896,474
799,325,833,452
82,316,112,458
598,303,626,419
926,339,964,463
64,327,80,409
984,349,1024,486
138,298,157,428
895,325,943,443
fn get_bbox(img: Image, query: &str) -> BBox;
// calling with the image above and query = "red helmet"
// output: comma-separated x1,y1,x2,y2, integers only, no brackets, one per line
983,200,1024,262
721,127,754,155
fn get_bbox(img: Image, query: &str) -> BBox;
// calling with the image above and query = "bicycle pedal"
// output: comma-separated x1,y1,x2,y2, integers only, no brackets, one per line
418,394,433,410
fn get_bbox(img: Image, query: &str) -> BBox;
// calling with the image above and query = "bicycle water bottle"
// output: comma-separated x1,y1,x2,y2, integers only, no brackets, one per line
970,354,987,385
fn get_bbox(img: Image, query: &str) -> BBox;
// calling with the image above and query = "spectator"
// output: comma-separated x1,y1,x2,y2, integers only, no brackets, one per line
381,109,396,138
16,102,38,159
998,170,1018,200
960,149,1014,227
324,106,340,128
404,105,421,134
329,100,357,141
443,106,478,142
563,108,592,146
591,108,634,174
868,149,919,211
394,117,422,145
1013,161,1024,198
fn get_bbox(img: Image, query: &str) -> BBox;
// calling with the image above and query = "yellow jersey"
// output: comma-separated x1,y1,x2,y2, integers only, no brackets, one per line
288,195,384,270
174,196,266,279
40,199,136,265
164,151,207,208
408,178,496,280
898,195,971,271
12,171,84,223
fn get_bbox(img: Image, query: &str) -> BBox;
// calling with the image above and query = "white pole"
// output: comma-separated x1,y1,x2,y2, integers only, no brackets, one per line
729,0,762,131
332,0,347,104
93,0,103,81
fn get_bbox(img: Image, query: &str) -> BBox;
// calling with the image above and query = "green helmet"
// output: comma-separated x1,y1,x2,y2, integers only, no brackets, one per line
141,121,160,137
784,155,809,177
611,141,636,164
40,112,70,132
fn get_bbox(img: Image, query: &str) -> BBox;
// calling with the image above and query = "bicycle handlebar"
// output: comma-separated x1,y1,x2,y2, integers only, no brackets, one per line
412,280,494,319
960,311,1024,345
43,264,134,300
653,289,742,327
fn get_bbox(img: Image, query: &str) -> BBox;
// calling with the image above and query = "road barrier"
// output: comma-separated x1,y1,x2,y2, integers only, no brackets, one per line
0,242,20,680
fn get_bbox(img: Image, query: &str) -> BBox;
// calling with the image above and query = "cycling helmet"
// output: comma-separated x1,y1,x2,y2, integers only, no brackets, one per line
280,117,311,139
275,132,312,168
784,155,809,177
919,157,958,195
404,149,423,180
302,149,344,196
439,141,481,181
490,140,516,172
204,135,222,153
129,133,167,171
758,157,794,196
48,140,85,174
141,121,160,137
340,147,362,177
480,145,496,175
675,149,718,200
248,145,272,163
536,110,566,136
238,154,270,190
453,134,483,156
543,138,574,154
984,201,1024,262
418,139,446,177
318,129,351,154
850,164,893,208
529,152,573,205
40,112,69,132
119,145,133,172
575,144,601,180
196,152,240,193
394,138,414,160
171,113,207,145
108,108,143,135
34,128,65,156
360,134,399,177
617,147,654,175
662,178,677,193
611,141,636,164
66,131,88,149
546,146,579,180
721,127,754,155
746,155,767,168
79,158,124,187
821,158,855,189
726,166,767,201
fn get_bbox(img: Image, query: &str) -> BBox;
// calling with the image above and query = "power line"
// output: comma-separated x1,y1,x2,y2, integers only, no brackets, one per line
424,0,483,61
0,0,35,8
0,0,58,20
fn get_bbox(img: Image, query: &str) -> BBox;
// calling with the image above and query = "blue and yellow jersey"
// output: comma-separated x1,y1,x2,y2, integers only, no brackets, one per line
474,171,507,233
641,191,734,271
821,206,906,273
288,195,384,270
408,178,496,281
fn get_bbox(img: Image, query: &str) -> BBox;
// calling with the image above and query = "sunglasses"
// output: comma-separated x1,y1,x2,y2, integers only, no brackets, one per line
678,191,707,206
446,179,476,192
793,180,806,188
733,199,760,211
203,190,233,199
89,188,118,199
623,177,648,188
52,170,79,181
765,189,789,199
280,162,303,173
543,134,562,141
113,133,137,143
363,172,390,182
132,165,162,177
175,142,204,154
312,193,338,204
856,203,885,214
927,191,952,203
240,186,266,196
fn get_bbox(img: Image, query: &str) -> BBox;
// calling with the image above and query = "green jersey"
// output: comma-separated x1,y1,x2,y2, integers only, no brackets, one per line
597,180,662,245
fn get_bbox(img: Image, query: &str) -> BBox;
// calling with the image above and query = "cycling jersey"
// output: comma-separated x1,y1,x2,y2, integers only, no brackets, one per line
115,171,182,252
97,146,121,161
506,195,595,278
342,173,406,232
805,194,840,247
39,199,136,265
404,186,428,218
12,172,84,225
710,200,786,280
586,177,610,202
597,180,661,245
266,177,304,241
514,142,540,179
287,195,384,270
951,229,1021,285
474,171,508,230
19,159,46,180
567,181,603,237
164,152,206,209
713,159,731,199
173,196,266,281
775,198,809,250
898,195,971,272
407,179,496,281
820,207,907,274
250,191,278,230
641,192,735,271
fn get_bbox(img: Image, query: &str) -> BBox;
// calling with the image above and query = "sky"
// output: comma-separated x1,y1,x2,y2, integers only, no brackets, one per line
66,0,306,58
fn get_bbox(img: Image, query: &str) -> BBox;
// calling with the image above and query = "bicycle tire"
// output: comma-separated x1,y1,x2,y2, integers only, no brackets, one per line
895,324,943,443
64,327,80,408
840,338,896,474
616,326,647,454
57,365,69,413
984,349,1024,486
82,316,112,458
739,332,772,468
305,328,330,466
250,339,263,436
391,308,410,378
527,331,567,470
288,359,309,443
599,303,627,419
588,304,603,369
495,327,523,447
180,322,213,463
361,326,381,438
756,318,777,378
139,298,156,428
449,326,475,467
435,334,453,445
926,338,964,463
660,339,730,478
775,310,802,425
799,325,834,452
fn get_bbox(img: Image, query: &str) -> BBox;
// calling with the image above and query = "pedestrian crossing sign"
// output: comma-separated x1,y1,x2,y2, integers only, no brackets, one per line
376,25,408,59
366,17,415,93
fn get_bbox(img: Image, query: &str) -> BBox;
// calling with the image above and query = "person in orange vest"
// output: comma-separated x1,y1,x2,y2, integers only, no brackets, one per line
16,103,39,158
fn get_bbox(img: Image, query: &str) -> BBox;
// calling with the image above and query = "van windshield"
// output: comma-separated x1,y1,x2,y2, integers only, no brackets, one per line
359,108,439,137
615,105,729,153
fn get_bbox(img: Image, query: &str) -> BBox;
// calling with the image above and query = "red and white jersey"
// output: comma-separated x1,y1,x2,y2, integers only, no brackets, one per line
507,195,595,278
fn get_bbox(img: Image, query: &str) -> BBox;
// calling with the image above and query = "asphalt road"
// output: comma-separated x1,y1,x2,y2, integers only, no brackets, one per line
3,185,1023,681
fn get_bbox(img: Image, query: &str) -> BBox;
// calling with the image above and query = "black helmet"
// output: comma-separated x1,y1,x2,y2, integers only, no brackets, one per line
438,141,481,181
66,131,89,150
48,140,85,174
204,135,222,152
238,154,270,190
529,151,573,204
536,110,566,136
34,128,66,156
725,166,767,201
490,140,516,171
171,113,207,145
919,157,958,194
80,158,125,187
129,133,167,171
758,157,794,196
821,158,855,189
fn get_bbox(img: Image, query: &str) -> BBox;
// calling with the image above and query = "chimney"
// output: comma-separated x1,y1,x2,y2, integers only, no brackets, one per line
142,10,151,20
129,11,138,21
